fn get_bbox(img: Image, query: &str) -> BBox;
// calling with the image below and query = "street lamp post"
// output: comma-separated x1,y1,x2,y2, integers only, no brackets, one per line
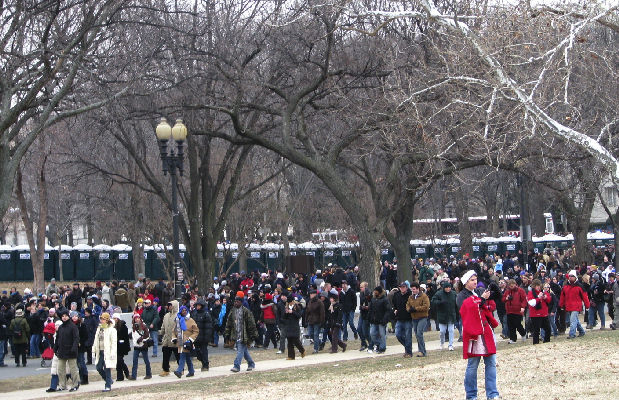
156,117,188,299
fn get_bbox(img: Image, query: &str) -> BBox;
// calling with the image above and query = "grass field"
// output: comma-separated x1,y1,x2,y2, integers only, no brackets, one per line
60,330,619,400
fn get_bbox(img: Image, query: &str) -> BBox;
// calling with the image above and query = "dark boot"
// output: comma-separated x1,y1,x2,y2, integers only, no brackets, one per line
81,374,89,385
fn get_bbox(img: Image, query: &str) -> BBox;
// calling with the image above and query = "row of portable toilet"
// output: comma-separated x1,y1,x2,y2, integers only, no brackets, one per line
214,248,359,274
0,248,192,282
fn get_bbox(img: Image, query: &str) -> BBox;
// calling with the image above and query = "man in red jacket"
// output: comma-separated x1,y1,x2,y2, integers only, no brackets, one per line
502,279,526,343
559,270,590,339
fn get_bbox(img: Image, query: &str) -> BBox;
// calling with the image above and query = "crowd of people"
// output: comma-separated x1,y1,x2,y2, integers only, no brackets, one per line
0,245,616,397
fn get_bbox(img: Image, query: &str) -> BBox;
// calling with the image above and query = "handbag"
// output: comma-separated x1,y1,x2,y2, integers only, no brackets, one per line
145,338,155,347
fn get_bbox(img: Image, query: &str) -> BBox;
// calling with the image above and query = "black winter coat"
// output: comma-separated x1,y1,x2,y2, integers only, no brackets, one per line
326,302,343,329
282,303,303,337
392,289,412,321
116,320,130,356
192,308,214,345
368,292,391,325
339,288,357,313
54,320,79,359
84,314,99,347
77,322,89,353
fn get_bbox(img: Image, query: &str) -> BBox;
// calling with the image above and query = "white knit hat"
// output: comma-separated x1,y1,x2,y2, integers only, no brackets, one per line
568,270,577,278
461,270,477,285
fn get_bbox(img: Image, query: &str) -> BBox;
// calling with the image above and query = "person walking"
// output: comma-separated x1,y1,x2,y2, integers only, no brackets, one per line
392,282,413,357
275,292,288,354
141,299,160,358
159,301,180,376
305,289,325,354
0,305,9,367
368,286,390,354
54,309,80,392
282,296,305,359
129,314,152,380
407,282,430,357
560,270,590,339
502,278,527,343
173,305,199,378
432,280,458,351
326,292,347,353
191,298,213,372
92,312,117,392
9,308,29,367
457,270,500,400
111,313,130,381
339,280,359,341
261,293,279,349
225,295,258,372
358,284,373,352
528,279,552,344
71,311,89,385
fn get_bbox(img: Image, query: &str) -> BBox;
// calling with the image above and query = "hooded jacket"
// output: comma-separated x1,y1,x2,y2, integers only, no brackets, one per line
368,291,391,325
114,288,129,310
175,307,199,353
224,304,258,345
191,299,213,345
306,296,325,325
159,300,179,347
93,320,117,369
406,291,430,319
54,318,79,359
559,281,590,312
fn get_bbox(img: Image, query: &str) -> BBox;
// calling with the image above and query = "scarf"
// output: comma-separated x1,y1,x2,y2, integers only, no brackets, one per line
177,306,189,331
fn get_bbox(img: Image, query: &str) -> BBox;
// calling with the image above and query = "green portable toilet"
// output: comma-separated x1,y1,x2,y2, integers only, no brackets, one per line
265,248,282,271
44,248,58,280
0,245,15,281
14,245,34,281
179,244,193,276
74,244,94,281
337,247,358,267
112,244,134,281
503,241,519,255
55,245,75,281
246,246,265,273
93,245,113,281
472,243,483,259
151,245,170,280
321,248,337,267
380,248,395,264
412,241,429,261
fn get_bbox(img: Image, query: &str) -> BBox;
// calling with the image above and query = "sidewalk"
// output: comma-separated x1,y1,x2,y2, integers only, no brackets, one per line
3,337,460,400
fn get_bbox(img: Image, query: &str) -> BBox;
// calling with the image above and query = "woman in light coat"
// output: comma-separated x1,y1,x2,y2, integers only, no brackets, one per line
92,312,117,392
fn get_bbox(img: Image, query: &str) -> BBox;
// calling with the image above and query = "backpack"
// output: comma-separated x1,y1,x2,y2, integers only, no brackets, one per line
13,321,23,338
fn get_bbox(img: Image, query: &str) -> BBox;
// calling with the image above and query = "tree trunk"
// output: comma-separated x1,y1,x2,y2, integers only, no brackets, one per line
131,239,144,278
567,192,596,265
356,228,382,288
454,185,474,256
386,197,416,284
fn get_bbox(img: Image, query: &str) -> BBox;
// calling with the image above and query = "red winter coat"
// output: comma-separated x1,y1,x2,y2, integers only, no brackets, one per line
559,283,590,312
502,286,527,315
527,289,551,318
460,294,498,359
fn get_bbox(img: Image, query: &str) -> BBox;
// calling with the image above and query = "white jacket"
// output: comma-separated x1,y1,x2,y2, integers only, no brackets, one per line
92,323,118,369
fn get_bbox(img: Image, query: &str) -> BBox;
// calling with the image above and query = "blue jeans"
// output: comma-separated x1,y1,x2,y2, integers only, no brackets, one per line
150,331,158,356
176,352,194,374
96,351,113,388
342,311,357,341
77,352,87,377
500,314,508,337
321,326,330,345
544,314,558,337
465,354,499,400
308,324,322,351
412,318,427,356
588,302,606,327
213,330,219,346
233,341,255,370
50,374,59,390
29,333,41,357
131,348,151,378
569,311,585,337
0,339,5,365
439,323,454,347
369,324,386,351
395,320,413,355
358,316,372,348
